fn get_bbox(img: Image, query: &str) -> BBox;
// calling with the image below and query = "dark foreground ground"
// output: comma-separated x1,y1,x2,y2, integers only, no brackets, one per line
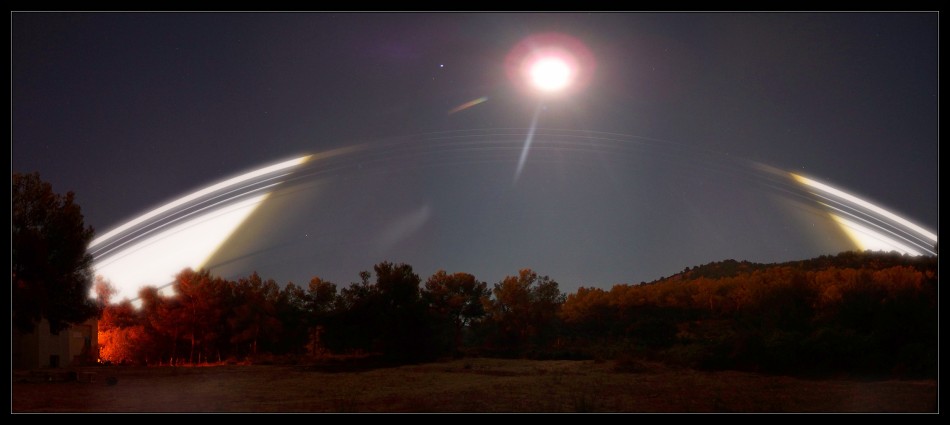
11,358,938,413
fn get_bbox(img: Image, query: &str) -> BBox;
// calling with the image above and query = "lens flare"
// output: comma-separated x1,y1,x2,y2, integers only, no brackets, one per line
94,194,271,301
514,104,544,184
89,156,310,250
91,155,312,302
791,173,937,256
447,96,488,115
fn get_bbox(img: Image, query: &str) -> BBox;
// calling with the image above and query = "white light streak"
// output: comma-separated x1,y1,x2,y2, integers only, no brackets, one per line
792,174,937,242
830,214,923,256
94,194,269,302
89,155,313,303
89,155,310,249
514,104,544,184
790,172,937,256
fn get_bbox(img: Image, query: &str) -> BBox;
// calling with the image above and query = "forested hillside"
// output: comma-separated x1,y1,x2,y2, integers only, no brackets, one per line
97,251,937,378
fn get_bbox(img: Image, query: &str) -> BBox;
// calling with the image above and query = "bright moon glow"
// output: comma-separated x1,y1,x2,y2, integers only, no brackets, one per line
529,58,572,92
505,32,595,97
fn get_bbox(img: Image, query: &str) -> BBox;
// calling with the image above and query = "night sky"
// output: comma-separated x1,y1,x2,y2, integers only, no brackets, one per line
12,12,939,298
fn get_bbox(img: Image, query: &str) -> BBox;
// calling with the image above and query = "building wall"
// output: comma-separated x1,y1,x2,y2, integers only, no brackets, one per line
12,317,98,370
12,323,40,370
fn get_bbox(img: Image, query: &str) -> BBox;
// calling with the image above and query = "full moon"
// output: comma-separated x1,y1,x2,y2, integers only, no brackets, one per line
529,57,573,92
505,32,595,97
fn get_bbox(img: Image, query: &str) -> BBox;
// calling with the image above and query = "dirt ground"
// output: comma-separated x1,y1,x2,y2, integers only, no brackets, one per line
11,358,939,413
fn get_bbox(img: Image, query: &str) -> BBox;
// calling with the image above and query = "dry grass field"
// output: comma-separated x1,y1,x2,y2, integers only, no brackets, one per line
12,358,938,413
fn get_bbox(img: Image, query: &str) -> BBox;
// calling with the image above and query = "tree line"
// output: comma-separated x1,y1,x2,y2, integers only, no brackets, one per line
96,251,937,378
558,253,937,377
97,263,566,365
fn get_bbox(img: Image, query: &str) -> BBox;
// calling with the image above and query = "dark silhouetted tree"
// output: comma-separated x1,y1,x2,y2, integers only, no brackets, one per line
305,277,338,355
374,261,432,361
13,172,98,334
324,270,377,352
273,282,309,355
229,272,283,358
424,270,490,354
322,262,436,361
